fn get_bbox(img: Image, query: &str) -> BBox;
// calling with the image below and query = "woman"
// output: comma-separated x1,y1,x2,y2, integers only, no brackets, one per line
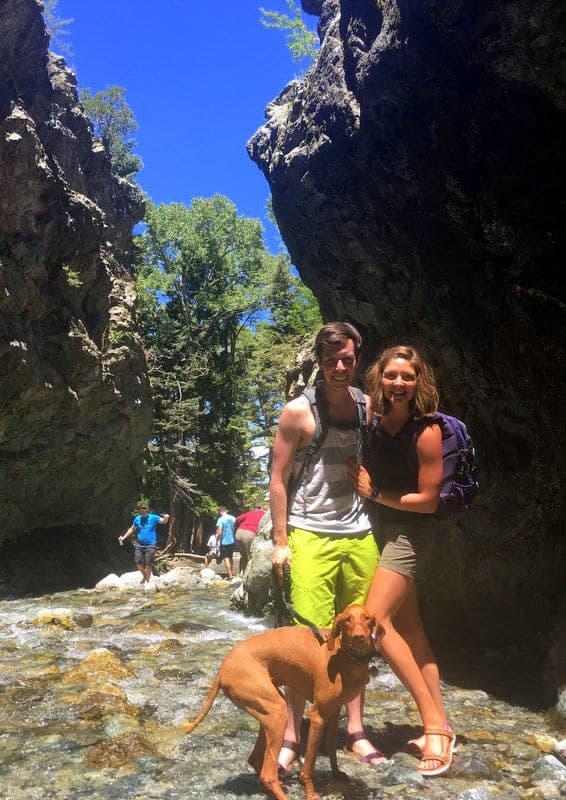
347,345,456,777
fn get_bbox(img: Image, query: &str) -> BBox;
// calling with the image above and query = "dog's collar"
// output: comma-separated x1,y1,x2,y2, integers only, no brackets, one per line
339,643,375,665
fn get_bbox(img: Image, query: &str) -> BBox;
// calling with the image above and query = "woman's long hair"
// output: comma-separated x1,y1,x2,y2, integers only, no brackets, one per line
366,345,439,419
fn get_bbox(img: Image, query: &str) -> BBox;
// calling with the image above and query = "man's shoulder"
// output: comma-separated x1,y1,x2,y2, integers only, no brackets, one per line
280,393,315,429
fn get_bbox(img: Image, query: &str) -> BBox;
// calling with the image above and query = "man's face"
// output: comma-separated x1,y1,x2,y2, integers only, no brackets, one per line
317,339,358,391
139,505,149,514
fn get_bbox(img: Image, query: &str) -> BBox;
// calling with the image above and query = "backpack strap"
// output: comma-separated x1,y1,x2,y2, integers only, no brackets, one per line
288,384,367,505
288,385,328,499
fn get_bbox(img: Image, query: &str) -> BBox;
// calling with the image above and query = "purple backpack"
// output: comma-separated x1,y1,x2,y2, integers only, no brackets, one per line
368,412,478,516
434,412,478,516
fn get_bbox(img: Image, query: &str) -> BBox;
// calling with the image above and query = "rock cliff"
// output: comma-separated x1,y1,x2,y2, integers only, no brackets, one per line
0,0,152,594
249,0,566,703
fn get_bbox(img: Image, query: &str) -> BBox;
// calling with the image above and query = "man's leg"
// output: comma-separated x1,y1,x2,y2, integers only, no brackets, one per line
278,688,307,769
144,547,155,583
340,532,381,762
278,529,340,770
134,546,146,583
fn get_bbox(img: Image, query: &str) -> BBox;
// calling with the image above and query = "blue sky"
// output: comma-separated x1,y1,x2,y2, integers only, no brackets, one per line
56,0,316,251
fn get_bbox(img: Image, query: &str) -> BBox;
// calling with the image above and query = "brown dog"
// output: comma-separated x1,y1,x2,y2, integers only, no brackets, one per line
182,603,383,800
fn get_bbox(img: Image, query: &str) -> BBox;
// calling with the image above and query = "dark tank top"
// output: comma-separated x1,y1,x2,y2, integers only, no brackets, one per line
365,415,435,524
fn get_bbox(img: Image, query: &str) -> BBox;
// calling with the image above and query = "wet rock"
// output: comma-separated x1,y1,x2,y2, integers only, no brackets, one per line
61,647,134,683
72,612,94,628
130,619,176,635
456,788,501,800
380,753,424,787
85,731,165,767
532,754,566,783
452,751,499,780
75,691,141,720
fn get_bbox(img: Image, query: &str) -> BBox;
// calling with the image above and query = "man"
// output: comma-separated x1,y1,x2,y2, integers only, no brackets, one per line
119,502,170,584
235,506,266,574
216,506,237,581
270,322,383,769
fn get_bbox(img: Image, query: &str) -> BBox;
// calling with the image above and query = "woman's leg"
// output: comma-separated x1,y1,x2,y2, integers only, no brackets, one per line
366,567,451,772
393,581,446,716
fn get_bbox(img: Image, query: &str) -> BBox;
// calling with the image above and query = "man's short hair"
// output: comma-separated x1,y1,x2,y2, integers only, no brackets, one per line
314,322,362,360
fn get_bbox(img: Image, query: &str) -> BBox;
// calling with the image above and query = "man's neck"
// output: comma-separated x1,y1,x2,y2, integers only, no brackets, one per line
320,382,356,423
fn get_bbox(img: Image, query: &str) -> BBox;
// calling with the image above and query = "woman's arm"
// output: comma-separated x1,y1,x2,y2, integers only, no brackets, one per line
349,424,442,514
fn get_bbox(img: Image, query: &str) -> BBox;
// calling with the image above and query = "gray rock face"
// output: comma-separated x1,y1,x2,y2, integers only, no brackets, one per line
248,0,566,702
0,0,152,593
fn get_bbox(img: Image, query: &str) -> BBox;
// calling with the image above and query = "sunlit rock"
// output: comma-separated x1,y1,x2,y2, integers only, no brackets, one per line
62,647,134,684
33,609,77,629
0,0,151,597
95,574,122,590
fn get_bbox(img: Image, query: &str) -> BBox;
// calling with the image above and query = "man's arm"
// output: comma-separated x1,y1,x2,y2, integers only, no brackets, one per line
118,524,136,544
158,513,170,524
270,398,312,575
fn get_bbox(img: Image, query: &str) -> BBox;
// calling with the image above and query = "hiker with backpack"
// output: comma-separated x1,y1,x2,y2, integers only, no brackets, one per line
348,344,469,778
270,322,384,771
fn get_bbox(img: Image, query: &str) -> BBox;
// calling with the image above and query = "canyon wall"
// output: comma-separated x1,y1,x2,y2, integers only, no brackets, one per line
249,0,566,703
0,0,152,593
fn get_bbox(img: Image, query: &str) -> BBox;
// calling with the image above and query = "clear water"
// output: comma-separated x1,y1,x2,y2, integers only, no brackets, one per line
0,581,560,800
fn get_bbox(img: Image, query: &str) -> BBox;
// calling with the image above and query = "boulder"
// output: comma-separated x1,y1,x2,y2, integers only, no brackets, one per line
248,0,566,702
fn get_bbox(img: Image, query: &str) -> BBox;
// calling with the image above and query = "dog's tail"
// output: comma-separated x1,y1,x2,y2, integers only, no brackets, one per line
181,673,222,734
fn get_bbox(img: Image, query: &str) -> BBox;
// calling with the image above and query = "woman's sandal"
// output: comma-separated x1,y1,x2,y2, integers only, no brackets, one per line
416,727,456,777
345,730,389,766
277,739,303,779
406,721,457,756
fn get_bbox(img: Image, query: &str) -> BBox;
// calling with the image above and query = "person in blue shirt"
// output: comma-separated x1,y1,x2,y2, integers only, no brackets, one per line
119,502,170,584
215,506,236,581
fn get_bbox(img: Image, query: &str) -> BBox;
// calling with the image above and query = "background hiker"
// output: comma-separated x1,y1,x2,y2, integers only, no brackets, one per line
270,321,383,770
118,502,170,584
348,344,455,777
204,531,221,567
216,506,237,581
234,506,266,574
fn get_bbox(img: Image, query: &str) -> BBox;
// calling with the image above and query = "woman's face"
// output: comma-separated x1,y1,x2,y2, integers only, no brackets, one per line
381,357,418,407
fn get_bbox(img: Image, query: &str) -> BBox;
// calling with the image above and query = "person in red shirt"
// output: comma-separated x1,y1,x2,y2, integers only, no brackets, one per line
234,507,266,574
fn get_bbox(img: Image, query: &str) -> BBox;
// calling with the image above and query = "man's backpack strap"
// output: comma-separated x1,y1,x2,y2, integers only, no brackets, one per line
289,385,328,497
289,384,367,503
349,386,367,462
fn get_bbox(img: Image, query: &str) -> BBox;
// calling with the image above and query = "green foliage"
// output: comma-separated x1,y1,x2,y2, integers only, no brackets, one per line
135,196,280,521
134,194,322,533
245,255,322,451
260,0,319,63
42,0,73,57
79,86,143,180
61,264,82,288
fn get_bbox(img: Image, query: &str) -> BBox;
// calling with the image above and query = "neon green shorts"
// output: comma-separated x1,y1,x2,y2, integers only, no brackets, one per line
288,527,379,628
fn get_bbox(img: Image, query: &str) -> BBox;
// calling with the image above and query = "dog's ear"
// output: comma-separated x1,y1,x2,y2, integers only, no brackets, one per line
372,623,386,644
327,611,344,650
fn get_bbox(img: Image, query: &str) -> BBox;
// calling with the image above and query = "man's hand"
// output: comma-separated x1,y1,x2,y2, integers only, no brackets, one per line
346,456,373,499
271,543,292,581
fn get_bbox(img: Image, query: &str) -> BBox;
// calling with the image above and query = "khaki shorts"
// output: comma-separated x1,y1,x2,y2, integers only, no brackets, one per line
288,527,379,628
377,517,435,579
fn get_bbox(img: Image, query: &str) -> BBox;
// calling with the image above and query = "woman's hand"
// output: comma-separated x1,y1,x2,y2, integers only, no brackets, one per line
346,457,374,499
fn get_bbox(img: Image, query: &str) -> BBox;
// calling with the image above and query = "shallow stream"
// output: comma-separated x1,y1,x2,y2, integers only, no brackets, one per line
0,578,564,800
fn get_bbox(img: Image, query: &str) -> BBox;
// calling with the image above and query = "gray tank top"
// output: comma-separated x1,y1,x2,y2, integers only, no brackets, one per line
287,426,371,535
